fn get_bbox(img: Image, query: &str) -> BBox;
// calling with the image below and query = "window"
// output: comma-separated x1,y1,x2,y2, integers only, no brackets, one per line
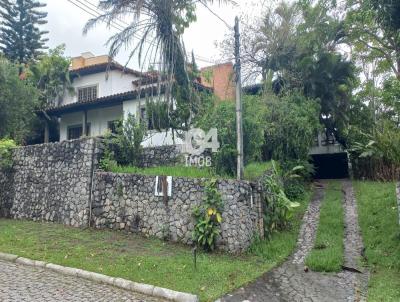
68,125,82,140
78,85,98,102
107,120,119,134
67,124,91,140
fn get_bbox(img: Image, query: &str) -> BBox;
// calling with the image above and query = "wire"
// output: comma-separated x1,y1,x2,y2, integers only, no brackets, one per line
66,0,225,64
197,1,233,30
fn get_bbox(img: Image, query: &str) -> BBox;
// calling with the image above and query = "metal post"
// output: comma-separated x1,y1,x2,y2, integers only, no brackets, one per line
234,16,244,180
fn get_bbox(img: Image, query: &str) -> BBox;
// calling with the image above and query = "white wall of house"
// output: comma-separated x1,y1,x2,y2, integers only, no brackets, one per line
58,69,183,147
62,70,139,105
123,98,183,147
59,105,123,141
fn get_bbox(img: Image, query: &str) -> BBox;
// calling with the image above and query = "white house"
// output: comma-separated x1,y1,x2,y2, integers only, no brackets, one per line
45,52,203,147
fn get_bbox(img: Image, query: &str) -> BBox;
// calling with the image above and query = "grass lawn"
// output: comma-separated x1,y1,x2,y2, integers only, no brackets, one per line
354,181,400,302
305,180,344,272
110,161,271,181
0,185,310,302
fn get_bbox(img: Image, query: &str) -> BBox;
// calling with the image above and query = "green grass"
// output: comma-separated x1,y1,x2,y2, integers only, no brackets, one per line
243,162,272,181
249,187,312,262
110,161,271,181
110,165,218,179
354,181,400,302
0,184,310,302
305,180,344,272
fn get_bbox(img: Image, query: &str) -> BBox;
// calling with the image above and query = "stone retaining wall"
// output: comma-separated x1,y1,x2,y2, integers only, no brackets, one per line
0,171,12,218
1,138,102,227
91,172,263,253
141,145,183,167
0,138,265,253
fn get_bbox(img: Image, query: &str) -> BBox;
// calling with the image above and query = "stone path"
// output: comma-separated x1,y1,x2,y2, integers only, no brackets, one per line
218,180,369,302
0,260,165,302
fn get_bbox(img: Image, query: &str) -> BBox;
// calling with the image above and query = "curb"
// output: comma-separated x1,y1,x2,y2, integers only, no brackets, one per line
0,252,198,302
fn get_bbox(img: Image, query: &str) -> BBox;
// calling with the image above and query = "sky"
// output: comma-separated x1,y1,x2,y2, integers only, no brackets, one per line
42,0,265,70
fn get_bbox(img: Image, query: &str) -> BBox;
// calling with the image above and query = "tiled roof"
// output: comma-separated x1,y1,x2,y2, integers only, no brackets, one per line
70,62,145,78
45,86,164,116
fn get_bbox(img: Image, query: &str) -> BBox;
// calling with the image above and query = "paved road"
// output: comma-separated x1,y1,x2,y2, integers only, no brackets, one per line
0,260,165,302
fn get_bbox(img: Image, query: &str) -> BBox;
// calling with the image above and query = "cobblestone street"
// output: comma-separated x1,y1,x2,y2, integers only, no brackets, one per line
0,260,165,302
219,180,369,302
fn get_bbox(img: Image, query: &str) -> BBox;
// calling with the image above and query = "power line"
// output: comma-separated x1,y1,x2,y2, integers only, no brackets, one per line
197,1,233,30
66,0,222,65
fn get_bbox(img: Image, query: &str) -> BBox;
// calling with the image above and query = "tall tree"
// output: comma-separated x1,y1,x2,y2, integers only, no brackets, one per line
0,56,39,143
346,0,400,79
0,0,48,64
84,0,232,130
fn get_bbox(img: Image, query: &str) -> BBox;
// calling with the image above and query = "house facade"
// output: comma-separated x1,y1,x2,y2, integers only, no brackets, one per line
45,52,183,147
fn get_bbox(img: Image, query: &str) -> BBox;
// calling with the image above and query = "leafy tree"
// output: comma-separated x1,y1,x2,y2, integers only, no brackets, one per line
299,52,356,145
0,0,48,64
345,0,400,79
83,0,232,131
263,92,321,162
196,95,267,176
28,45,72,108
0,56,39,143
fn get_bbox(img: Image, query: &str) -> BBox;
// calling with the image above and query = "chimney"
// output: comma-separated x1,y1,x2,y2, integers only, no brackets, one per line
70,52,110,70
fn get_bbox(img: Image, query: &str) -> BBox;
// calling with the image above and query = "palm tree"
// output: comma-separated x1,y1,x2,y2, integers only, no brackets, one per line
83,0,233,109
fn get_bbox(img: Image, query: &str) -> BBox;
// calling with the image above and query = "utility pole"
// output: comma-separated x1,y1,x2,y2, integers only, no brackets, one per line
234,16,244,180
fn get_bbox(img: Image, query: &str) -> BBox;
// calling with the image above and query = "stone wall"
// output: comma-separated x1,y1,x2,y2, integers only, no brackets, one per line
0,138,265,253
141,145,183,167
91,172,263,253
2,138,102,227
0,171,12,218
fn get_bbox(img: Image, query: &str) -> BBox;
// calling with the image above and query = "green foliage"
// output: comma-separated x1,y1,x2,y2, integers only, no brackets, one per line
0,138,16,170
243,161,272,181
28,45,73,108
299,52,356,144
193,179,223,251
262,161,300,239
350,120,400,180
263,92,321,162
101,114,146,169
280,159,314,200
145,99,171,131
0,57,40,143
196,95,267,176
0,0,48,63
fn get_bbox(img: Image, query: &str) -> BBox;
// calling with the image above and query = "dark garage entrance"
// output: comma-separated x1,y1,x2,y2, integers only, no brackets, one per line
311,152,349,179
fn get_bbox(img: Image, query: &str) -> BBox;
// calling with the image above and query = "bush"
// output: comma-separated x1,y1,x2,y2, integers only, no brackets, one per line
0,138,16,170
280,159,314,200
262,161,300,239
350,120,400,180
263,92,321,162
192,179,223,251
101,114,146,169
196,95,267,176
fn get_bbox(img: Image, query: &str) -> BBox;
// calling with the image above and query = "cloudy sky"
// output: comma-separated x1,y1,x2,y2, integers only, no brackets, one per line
42,0,265,70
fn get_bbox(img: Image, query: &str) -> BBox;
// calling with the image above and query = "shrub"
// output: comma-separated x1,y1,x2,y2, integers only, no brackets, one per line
0,138,16,170
192,179,223,251
196,95,267,176
101,114,146,169
262,161,300,239
263,92,321,162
